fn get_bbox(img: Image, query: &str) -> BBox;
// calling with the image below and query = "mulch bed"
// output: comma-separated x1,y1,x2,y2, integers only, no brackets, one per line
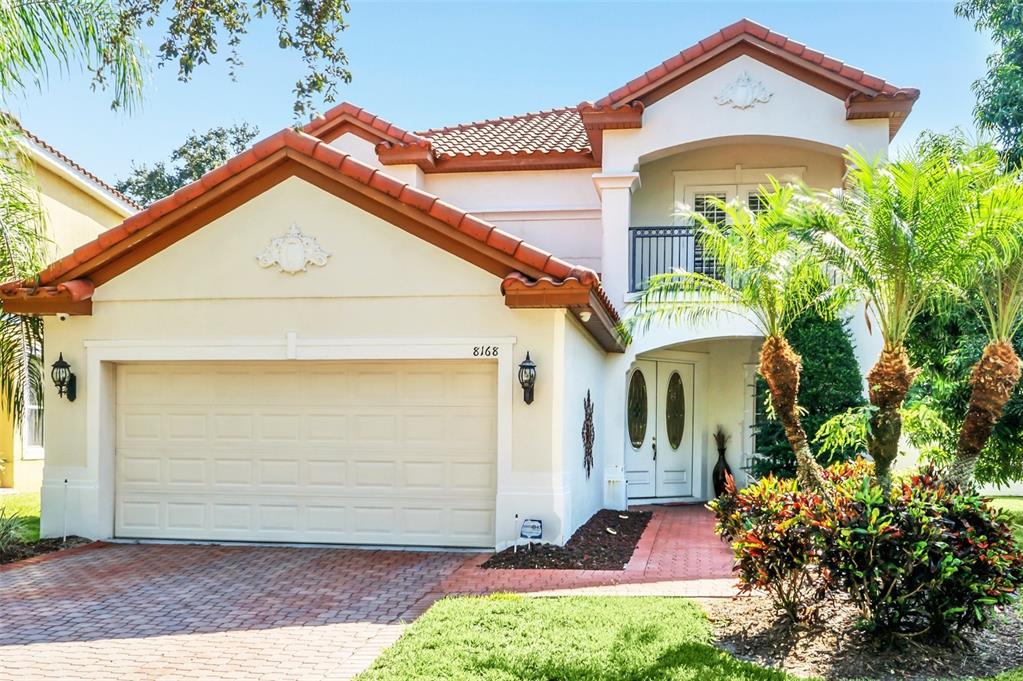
699,593,1023,680
482,509,652,570
0,537,91,565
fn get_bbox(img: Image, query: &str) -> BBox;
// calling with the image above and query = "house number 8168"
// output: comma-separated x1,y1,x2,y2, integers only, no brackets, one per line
473,346,499,357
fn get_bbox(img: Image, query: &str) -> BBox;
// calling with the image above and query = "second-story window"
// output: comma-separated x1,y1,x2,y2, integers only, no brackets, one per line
691,192,727,279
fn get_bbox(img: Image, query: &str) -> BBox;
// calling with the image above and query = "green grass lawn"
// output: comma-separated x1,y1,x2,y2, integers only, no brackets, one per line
357,594,1023,681
0,491,40,542
992,497,1023,544
357,595,799,681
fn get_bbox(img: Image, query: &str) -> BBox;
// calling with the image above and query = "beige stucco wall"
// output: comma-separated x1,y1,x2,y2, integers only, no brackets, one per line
48,176,565,474
34,164,124,259
631,142,846,226
40,175,602,544
558,315,608,535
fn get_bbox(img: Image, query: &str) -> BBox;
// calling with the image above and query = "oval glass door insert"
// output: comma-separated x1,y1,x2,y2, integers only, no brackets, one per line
665,371,685,450
627,369,648,449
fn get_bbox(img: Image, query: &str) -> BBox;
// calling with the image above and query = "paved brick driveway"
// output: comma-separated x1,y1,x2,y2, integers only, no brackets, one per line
1,544,467,680
0,505,734,680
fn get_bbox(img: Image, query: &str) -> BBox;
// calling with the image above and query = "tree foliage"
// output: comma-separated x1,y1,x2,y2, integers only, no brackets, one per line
111,0,352,117
905,307,1023,485
752,310,865,479
955,0,1023,169
116,123,260,205
0,1,142,426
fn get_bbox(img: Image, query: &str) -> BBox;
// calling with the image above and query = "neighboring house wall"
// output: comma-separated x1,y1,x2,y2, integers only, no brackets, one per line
34,165,125,260
1,158,127,491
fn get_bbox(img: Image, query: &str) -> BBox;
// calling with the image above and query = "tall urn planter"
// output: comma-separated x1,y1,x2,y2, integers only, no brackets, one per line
712,426,733,497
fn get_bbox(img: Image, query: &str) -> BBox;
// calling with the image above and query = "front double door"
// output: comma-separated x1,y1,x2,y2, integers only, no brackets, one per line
625,360,695,499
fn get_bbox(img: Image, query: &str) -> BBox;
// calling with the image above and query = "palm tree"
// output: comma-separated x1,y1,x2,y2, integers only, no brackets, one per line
0,1,144,425
949,172,1023,483
0,118,46,425
798,149,1004,487
627,183,834,493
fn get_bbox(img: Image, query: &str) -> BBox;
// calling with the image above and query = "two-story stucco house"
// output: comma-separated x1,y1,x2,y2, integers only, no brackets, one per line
0,20,917,549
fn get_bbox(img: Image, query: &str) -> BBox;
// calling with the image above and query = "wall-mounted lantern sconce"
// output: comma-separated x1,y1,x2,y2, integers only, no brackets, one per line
518,352,537,405
51,353,76,402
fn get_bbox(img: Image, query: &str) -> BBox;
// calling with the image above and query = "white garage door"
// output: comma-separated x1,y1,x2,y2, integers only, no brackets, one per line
115,361,497,547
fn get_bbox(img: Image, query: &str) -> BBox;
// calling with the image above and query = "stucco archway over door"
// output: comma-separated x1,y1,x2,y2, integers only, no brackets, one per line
114,360,497,548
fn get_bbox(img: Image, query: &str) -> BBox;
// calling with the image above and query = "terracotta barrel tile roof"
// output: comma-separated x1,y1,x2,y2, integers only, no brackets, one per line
303,19,916,169
302,102,428,146
9,127,600,290
417,108,591,158
1,126,621,348
594,17,919,110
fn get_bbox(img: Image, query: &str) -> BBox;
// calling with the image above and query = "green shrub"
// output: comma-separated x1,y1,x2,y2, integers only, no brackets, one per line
752,311,865,479
711,461,1023,641
709,474,825,621
0,508,25,553
816,466,1023,639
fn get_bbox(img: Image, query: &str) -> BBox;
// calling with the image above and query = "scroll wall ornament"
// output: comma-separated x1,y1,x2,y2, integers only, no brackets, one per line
713,72,773,109
257,223,331,274
582,390,595,479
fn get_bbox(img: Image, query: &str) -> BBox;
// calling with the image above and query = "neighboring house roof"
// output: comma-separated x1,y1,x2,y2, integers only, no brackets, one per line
19,126,141,216
0,127,623,351
303,18,917,174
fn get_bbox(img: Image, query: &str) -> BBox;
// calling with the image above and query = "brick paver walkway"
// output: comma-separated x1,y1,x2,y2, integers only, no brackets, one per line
438,503,736,598
0,504,734,680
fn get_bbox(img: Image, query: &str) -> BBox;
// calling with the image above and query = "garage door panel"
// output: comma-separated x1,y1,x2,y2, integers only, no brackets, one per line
117,492,496,544
116,361,497,547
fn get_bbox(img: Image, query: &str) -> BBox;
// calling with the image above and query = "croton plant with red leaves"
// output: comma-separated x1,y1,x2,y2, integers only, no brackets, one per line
709,460,1023,640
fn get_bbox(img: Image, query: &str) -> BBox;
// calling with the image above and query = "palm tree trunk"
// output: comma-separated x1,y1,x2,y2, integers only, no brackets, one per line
866,346,918,488
951,339,1022,484
759,335,829,492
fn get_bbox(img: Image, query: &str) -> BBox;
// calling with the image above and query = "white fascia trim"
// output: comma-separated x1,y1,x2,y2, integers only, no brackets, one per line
23,138,137,218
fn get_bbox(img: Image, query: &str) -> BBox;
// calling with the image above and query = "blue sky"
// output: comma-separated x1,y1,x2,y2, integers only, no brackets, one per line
7,1,993,183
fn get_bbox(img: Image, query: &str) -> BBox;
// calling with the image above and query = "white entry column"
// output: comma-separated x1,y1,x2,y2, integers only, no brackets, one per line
592,172,640,307
593,171,639,511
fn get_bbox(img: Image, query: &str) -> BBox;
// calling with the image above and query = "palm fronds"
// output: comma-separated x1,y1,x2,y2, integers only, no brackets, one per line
626,182,834,342
795,149,1000,348
0,0,145,111
0,116,47,424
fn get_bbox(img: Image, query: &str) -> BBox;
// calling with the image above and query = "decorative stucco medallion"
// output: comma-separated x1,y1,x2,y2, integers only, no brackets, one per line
256,224,331,274
713,72,773,109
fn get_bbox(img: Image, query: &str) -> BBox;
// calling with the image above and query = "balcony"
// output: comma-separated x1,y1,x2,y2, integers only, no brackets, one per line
628,225,723,292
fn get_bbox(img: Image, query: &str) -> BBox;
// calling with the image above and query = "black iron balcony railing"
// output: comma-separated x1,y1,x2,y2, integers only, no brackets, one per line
629,225,723,292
